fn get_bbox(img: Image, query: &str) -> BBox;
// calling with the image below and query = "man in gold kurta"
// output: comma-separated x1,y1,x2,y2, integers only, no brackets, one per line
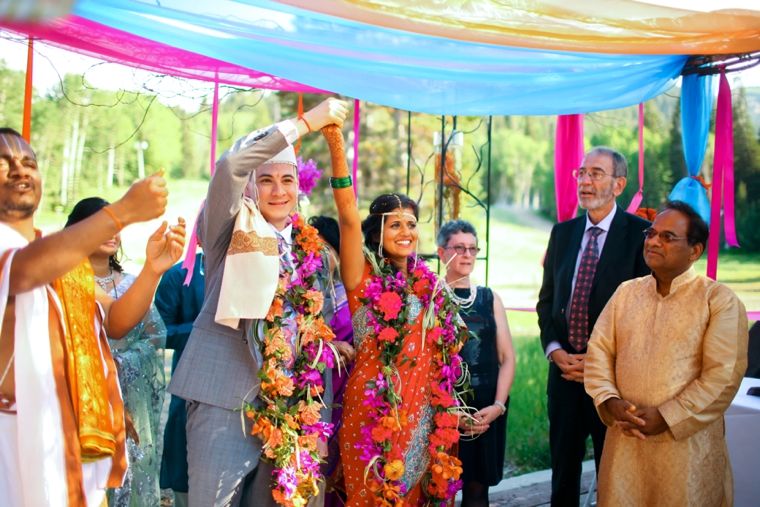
585,200,748,507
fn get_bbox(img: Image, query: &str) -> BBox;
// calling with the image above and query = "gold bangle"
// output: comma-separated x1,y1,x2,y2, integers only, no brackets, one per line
103,206,123,231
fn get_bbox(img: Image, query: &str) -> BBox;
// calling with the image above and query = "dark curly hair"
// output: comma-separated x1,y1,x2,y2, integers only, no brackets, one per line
65,197,125,273
361,193,419,256
308,215,340,254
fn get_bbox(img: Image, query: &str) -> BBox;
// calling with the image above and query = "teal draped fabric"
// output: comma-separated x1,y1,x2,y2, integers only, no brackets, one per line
669,74,716,223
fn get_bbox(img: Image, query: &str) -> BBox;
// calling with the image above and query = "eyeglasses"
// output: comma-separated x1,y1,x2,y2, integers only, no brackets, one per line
642,228,688,243
443,245,480,256
572,168,615,181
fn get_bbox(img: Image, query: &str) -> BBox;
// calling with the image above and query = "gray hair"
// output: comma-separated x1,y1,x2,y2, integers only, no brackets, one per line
587,146,628,178
437,219,478,247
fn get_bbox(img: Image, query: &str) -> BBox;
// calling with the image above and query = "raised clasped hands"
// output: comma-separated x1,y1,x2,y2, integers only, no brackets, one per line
604,398,669,441
551,349,586,383
303,97,349,131
145,217,186,276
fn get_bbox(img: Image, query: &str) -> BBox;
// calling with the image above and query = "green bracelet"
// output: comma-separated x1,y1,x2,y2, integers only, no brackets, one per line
330,175,353,189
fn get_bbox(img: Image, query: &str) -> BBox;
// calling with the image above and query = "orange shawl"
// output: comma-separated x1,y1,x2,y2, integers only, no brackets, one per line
50,259,127,489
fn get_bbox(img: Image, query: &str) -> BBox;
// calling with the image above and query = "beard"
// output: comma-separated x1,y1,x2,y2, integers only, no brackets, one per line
578,180,615,211
0,192,40,220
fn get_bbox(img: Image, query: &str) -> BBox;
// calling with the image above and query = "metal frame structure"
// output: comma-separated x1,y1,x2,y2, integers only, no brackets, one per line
405,113,494,285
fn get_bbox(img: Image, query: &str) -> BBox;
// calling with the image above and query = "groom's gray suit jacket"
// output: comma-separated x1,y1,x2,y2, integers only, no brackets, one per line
168,125,333,415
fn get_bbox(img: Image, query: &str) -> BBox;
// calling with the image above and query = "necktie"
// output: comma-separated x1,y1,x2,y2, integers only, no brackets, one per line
275,232,289,274
568,227,603,352
275,231,298,372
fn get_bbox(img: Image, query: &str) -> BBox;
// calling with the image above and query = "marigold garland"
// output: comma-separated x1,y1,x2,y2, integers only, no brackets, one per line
242,214,336,507
355,249,469,507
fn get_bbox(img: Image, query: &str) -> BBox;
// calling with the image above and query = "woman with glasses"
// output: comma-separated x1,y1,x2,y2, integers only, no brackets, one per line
437,219,516,507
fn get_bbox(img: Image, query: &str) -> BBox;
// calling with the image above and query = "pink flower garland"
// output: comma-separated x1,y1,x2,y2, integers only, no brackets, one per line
356,253,469,507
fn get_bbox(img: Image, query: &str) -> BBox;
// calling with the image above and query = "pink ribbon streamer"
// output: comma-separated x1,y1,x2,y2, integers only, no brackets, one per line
181,82,220,285
182,201,205,285
352,99,360,199
210,81,219,177
707,70,740,280
554,114,584,222
626,102,644,212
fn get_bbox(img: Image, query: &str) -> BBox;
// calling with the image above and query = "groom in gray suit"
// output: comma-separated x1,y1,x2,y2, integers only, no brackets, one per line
168,98,349,507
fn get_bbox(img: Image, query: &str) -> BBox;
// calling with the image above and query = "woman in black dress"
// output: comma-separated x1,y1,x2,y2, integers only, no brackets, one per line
437,219,516,507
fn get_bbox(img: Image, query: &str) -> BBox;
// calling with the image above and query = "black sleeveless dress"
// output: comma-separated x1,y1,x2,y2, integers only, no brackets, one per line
456,286,509,486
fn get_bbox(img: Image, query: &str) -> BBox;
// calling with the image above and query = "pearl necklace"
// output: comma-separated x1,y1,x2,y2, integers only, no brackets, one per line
443,278,477,310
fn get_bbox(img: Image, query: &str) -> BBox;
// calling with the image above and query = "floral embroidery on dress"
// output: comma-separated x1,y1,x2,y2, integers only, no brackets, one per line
351,304,371,352
407,293,422,321
400,400,434,491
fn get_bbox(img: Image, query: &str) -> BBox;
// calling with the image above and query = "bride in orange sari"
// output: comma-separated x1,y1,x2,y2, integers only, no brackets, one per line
322,126,469,507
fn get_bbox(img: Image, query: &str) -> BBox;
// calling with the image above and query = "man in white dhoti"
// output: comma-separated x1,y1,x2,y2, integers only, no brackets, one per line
585,200,748,507
0,127,186,506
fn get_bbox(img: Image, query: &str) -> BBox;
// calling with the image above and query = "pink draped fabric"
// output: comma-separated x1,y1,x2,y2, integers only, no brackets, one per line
182,201,205,285
182,81,220,285
2,15,326,92
626,103,644,213
554,114,583,222
707,70,740,280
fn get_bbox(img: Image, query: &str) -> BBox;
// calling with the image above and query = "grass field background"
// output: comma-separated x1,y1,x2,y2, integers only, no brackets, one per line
36,179,760,476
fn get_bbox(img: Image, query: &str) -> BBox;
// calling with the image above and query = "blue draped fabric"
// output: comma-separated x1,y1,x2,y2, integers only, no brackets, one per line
669,74,717,223
71,0,688,115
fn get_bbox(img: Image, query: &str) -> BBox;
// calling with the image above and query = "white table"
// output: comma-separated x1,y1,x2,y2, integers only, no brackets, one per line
725,377,760,507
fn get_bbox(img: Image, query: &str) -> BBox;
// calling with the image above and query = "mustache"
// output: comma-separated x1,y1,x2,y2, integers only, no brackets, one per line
6,177,36,189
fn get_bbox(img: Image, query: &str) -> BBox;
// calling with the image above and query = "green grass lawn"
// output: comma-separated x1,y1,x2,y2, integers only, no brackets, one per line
504,311,550,475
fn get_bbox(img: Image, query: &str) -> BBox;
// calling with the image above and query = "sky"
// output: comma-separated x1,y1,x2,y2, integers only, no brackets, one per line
1,29,759,112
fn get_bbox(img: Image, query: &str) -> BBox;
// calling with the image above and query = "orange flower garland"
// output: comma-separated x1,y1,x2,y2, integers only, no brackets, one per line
242,214,336,507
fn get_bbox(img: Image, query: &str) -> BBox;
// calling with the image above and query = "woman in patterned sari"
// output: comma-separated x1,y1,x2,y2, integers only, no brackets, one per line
322,126,467,507
66,198,167,507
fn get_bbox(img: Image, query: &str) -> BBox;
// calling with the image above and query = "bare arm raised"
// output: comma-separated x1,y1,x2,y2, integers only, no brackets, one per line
98,218,186,339
9,172,169,296
323,124,364,292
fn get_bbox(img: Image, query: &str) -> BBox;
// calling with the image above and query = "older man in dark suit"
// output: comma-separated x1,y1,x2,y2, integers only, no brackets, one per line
537,146,651,507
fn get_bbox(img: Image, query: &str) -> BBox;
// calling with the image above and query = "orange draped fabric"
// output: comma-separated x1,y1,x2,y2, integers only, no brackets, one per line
51,259,127,486
339,261,435,506
275,0,760,55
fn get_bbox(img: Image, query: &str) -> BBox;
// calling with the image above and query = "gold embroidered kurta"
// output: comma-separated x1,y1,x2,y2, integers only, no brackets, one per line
585,268,748,507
